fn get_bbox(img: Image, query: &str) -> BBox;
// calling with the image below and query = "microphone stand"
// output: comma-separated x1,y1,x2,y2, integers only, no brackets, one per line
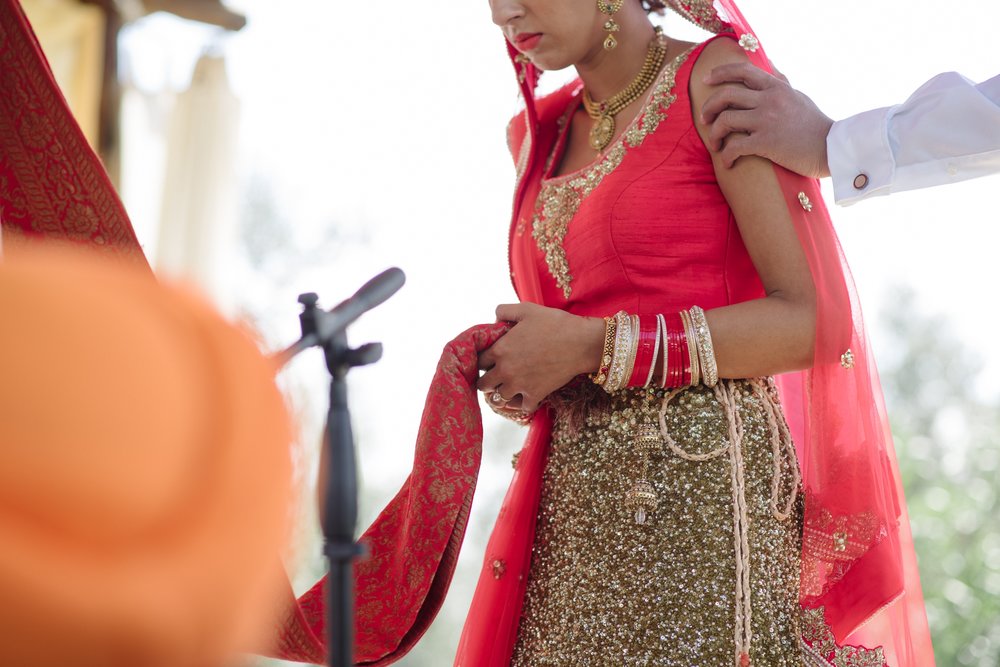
274,268,405,667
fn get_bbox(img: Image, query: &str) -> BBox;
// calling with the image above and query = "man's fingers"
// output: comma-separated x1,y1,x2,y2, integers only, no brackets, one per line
718,134,757,169
700,87,733,125
701,86,760,125
703,62,773,91
770,63,790,85
701,86,755,125
706,109,754,152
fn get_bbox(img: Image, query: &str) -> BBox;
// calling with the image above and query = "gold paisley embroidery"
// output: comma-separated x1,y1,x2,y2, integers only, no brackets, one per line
0,2,143,261
514,53,532,84
531,47,694,299
543,106,575,178
509,109,533,237
800,606,888,666
663,1,729,34
800,495,886,599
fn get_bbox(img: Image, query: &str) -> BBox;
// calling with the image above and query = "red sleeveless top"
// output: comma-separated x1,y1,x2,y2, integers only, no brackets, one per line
509,37,764,318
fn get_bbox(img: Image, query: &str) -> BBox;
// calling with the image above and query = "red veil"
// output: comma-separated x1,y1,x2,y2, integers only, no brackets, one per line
456,2,933,666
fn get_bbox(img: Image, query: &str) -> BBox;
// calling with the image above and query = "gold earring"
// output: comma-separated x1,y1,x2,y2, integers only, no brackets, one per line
599,0,625,50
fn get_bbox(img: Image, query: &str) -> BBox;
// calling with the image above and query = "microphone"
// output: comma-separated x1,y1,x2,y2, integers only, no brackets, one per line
274,268,406,367
312,267,406,343
268,268,406,664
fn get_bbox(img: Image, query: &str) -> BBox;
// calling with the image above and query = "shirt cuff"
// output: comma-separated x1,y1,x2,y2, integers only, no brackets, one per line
827,106,895,206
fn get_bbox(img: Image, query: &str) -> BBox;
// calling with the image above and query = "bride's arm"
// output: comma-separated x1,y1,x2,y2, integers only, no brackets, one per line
477,40,818,412
687,37,816,378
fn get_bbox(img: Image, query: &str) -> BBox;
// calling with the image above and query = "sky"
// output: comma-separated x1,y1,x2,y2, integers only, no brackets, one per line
113,0,1000,635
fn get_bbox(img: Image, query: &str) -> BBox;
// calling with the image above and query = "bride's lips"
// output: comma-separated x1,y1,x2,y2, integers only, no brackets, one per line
513,32,542,52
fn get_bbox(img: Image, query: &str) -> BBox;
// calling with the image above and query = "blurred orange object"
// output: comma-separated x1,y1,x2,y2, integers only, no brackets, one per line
0,247,292,667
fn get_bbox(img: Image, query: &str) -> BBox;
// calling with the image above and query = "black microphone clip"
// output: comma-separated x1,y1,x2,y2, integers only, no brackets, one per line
274,267,406,368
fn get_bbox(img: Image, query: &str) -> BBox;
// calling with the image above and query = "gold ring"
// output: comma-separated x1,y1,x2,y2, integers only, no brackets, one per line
488,390,507,407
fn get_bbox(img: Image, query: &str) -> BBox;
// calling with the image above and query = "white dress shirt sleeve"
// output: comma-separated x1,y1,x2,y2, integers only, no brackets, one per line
827,72,1000,205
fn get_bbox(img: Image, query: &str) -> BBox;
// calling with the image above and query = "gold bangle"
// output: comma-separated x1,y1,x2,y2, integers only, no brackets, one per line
592,316,617,386
605,310,633,393
679,309,700,387
644,314,662,388
622,314,640,388
688,306,718,387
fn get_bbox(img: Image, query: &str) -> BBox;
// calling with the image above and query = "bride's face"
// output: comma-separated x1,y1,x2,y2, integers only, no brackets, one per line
489,0,609,71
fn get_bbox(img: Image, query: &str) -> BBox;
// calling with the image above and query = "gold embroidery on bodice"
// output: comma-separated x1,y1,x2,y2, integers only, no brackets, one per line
531,46,694,300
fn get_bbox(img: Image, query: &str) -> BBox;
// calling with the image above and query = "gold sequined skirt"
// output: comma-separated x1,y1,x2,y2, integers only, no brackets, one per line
511,379,804,666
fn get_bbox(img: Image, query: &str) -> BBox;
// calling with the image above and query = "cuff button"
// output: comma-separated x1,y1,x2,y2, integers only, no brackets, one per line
852,173,869,190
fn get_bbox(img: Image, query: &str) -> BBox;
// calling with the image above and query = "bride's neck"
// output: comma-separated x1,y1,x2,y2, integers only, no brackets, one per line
574,11,657,100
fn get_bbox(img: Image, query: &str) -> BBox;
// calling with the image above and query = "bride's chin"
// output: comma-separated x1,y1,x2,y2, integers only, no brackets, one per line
529,55,574,72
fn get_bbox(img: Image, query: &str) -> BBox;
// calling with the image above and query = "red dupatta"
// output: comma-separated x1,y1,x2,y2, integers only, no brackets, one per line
0,0,145,265
267,323,515,665
457,2,933,666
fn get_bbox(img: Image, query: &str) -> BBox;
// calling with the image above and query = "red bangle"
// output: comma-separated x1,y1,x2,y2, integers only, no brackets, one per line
656,314,668,388
627,315,658,387
664,313,689,388
678,320,692,387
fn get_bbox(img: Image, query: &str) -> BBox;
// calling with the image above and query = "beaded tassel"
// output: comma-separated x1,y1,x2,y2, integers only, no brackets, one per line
625,422,661,524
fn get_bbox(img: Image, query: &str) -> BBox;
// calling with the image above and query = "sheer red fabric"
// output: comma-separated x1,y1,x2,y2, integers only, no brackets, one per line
715,4,932,663
456,3,933,666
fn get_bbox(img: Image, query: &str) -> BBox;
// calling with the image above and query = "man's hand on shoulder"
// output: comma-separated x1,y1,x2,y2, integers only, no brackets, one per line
700,62,834,179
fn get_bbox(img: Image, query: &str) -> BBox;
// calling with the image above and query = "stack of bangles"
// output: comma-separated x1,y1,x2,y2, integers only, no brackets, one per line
592,307,719,393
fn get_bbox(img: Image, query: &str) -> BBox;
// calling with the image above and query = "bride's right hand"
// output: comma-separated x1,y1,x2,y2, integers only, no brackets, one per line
476,302,604,413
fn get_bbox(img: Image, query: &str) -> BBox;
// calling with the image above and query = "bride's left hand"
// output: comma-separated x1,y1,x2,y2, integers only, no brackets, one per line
477,303,604,413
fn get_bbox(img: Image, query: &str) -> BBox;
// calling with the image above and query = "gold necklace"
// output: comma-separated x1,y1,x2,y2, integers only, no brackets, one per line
582,27,667,152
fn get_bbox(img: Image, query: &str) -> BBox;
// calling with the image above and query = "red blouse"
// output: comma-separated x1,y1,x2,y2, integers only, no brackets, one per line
509,38,764,319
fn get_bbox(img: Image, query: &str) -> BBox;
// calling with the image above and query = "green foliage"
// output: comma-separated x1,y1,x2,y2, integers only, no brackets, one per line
879,288,1000,666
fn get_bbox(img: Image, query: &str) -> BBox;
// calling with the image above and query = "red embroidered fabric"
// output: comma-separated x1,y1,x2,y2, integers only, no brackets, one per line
0,0,145,264
267,323,511,665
